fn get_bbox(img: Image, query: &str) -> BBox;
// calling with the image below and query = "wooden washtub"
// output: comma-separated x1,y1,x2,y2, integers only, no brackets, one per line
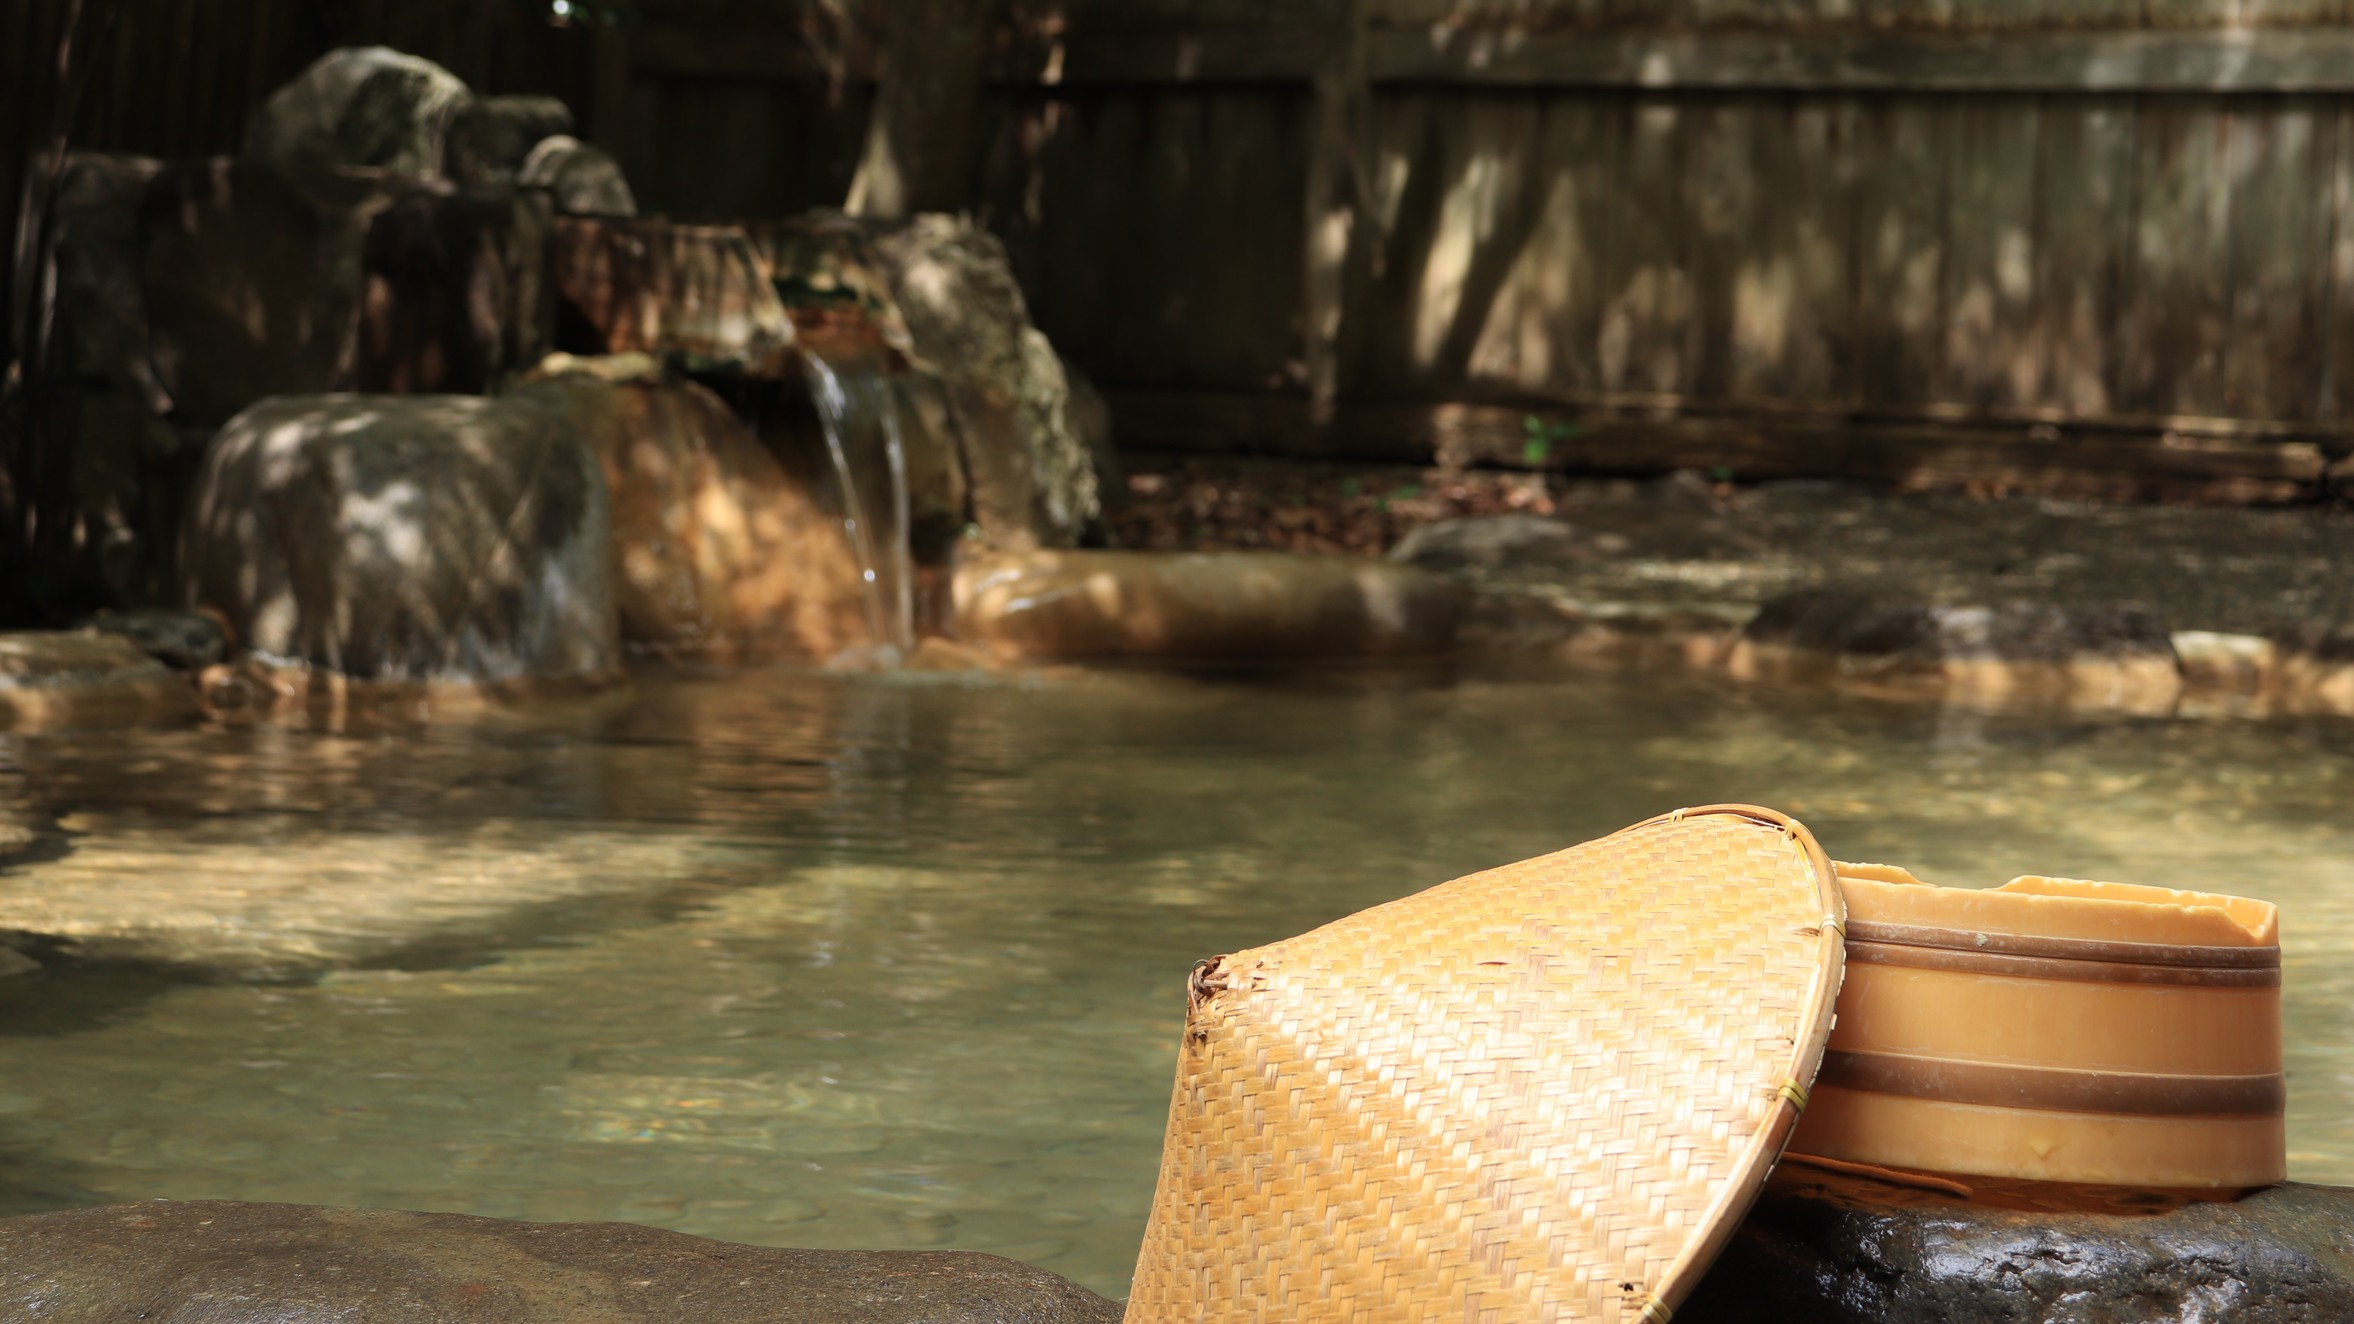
1788,863,2284,1190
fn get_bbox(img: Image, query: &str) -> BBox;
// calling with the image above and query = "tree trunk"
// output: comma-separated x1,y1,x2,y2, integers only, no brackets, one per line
845,0,998,220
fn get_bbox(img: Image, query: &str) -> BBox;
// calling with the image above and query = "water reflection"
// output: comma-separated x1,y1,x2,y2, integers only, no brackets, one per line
0,667,2349,1297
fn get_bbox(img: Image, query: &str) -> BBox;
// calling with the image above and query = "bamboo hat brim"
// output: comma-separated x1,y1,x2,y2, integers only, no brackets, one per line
1126,805,1846,1323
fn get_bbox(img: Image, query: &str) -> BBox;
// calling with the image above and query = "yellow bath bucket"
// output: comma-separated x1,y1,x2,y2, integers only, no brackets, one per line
1790,864,2285,1190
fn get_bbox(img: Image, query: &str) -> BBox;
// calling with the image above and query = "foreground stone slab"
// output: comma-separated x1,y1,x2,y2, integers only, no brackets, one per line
182,394,618,684
1683,1168,2354,1323
1726,589,2182,714
0,631,195,731
953,549,1463,661
0,1201,1120,1324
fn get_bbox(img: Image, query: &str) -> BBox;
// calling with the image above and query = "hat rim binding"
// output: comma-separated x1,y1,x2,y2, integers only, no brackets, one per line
1126,803,1848,1323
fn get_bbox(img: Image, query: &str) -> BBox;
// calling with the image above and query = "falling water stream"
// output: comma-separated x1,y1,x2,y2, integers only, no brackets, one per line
801,353,916,662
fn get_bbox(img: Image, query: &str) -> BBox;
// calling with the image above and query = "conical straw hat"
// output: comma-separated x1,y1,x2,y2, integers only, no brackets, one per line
1126,805,1845,1324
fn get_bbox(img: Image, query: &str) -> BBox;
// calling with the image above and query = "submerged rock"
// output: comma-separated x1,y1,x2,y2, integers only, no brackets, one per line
243,46,472,180
0,819,701,973
0,1201,1121,1324
0,631,196,730
513,357,871,658
953,549,1462,661
1726,589,2182,714
519,134,637,218
181,394,618,684
1683,1167,2354,1323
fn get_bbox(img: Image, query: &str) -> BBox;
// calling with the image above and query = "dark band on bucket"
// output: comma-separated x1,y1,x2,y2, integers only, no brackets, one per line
1843,920,2279,969
1847,939,2282,987
1818,1050,2286,1117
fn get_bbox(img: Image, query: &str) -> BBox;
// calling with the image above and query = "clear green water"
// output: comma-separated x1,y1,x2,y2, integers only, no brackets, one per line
1,667,2350,1298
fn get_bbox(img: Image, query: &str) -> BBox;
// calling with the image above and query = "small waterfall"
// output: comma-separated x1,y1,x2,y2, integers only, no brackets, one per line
801,351,915,662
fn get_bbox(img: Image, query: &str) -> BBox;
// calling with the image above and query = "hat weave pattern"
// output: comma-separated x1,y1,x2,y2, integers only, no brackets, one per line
1127,806,1844,1323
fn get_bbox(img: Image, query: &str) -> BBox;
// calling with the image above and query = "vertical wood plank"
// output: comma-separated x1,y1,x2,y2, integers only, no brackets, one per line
2031,95,2137,417
1723,95,1857,406
1851,96,1948,408
1936,97,2041,411
1040,92,1143,382
1463,93,1616,396
2218,101,2334,421
1681,97,1756,403
2323,101,2354,422
1338,89,1441,394
1190,90,1309,388
1403,91,1540,393
2117,100,2233,417
1597,95,1696,398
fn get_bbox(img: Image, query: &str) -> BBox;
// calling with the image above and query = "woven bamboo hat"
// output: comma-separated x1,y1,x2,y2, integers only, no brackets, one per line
1126,805,1845,1324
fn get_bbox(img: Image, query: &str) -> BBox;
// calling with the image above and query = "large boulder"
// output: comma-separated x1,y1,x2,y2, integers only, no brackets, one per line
519,134,637,217
953,549,1463,661
512,356,871,658
1725,589,2182,714
242,47,472,180
355,185,557,394
181,394,618,684
872,216,1099,548
1683,1167,2354,1323
553,217,793,374
0,1201,1122,1324
0,630,196,730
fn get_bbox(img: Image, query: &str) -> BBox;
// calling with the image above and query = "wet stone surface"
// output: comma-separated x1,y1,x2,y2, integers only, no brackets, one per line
0,1201,1123,1324
1684,1169,2354,1324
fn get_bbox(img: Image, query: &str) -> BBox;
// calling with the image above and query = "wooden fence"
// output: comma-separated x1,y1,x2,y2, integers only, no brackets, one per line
12,0,2354,469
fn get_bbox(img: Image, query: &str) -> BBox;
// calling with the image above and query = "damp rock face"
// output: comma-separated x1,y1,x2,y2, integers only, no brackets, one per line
1682,1169,2354,1323
954,549,1463,661
141,158,401,423
356,185,558,395
1725,589,2182,713
181,394,618,684
0,1201,1123,1324
873,216,1099,548
553,217,794,374
243,46,472,180
512,357,871,658
445,94,576,187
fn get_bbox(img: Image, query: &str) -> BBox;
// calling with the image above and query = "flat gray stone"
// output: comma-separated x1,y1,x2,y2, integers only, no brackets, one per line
1389,514,1580,573
1683,1168,2354,1323
84,609,231,671
1742,589,2176,664
0,1200,1121,1324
